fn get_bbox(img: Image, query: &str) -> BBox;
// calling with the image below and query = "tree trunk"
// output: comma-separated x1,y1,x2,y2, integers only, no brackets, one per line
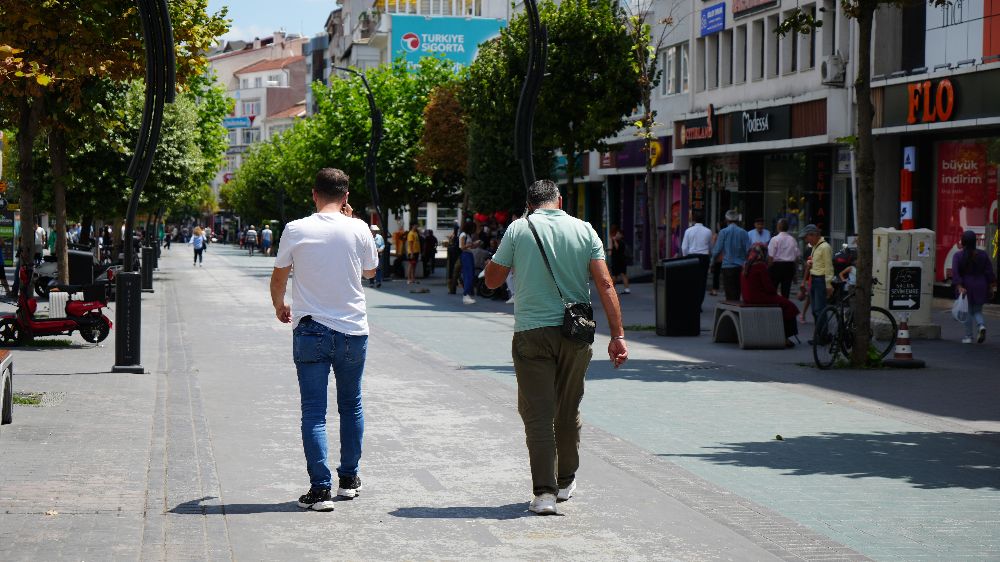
851,3,877,367
16,97,42,269
49,127,70,284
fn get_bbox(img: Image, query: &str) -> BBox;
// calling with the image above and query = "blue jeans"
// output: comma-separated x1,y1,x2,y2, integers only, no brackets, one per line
964,303,985,338
293,318,368,489
461,251,475,297
811,275,828,321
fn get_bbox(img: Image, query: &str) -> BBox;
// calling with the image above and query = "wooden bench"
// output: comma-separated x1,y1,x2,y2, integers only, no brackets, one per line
712,301,787,349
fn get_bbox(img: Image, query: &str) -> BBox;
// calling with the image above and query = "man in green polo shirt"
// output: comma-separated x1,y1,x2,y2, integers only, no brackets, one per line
484,179,629,516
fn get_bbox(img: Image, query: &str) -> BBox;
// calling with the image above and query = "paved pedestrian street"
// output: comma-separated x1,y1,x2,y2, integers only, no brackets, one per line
1,245,998,561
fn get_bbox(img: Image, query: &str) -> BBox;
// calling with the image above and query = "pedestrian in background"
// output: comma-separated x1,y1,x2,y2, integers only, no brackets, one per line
261,224,273,256
680,211,713,309
801,224,833,323
191,226,207,267
246,225,258,256
270,168,378,512
459,220,478,305
711,210,751,301
370,225,384,288
608,225,630,295
742,243,799,347
767,218,800,299
447,223,461,294
0,233,10,297
952,230,997,344
748,217,771,246
421,227,438,278
484,179,628,516
406,224,420,285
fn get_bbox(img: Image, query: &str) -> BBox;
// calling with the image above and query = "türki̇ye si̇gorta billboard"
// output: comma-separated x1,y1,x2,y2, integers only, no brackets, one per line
393,15,506,69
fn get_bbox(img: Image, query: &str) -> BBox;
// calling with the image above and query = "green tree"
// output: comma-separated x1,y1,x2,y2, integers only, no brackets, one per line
461,0,641,213
417,83,468,205
779,0,948,367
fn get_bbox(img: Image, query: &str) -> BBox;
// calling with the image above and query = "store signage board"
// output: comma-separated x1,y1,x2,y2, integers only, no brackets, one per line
677,105,716,148
877,68,1000,128
735,105,790,143
888,261,922,310
223,116,251,129
733,0,779,18
701,3,726,36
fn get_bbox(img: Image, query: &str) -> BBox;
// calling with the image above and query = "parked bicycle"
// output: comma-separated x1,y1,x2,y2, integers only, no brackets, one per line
813,279,897,369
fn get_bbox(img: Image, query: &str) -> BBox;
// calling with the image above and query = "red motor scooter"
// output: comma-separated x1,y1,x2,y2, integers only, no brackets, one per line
0,266,113,346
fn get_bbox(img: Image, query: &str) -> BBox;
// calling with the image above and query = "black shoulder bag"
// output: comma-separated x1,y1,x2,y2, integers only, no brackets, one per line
526,215,597,345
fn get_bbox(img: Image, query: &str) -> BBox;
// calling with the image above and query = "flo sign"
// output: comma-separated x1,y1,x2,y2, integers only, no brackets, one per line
393,15,505,69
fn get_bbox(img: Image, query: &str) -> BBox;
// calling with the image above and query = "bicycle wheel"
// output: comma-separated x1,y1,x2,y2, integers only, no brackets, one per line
869,307,898,360
812,306,841,370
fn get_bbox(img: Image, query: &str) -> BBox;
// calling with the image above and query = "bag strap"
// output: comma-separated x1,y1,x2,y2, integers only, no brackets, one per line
526,214,569,306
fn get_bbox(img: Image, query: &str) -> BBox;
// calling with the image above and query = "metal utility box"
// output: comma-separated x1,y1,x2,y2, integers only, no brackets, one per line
873,228,939,338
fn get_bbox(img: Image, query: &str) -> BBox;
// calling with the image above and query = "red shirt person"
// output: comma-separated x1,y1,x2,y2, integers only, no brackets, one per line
741,243,800,345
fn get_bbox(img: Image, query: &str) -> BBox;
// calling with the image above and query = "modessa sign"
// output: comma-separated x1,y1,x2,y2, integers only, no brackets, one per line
393,15,505,68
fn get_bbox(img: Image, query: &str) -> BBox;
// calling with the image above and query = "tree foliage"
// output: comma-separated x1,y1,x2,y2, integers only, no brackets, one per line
224,56,459,225
461,0,642,212
417,83,468,197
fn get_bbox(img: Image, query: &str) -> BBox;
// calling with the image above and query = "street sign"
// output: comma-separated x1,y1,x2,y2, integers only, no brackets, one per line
223,116,251,129
888,261,922,310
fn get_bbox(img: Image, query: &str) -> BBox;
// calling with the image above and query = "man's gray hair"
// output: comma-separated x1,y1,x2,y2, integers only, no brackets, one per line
526,179,560,208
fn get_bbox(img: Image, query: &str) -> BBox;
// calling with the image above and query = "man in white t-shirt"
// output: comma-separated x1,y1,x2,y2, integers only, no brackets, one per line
680,210,714,309
270,168,379,512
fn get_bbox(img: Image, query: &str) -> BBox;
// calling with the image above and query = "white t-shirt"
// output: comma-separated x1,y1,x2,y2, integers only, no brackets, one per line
275,213,379,335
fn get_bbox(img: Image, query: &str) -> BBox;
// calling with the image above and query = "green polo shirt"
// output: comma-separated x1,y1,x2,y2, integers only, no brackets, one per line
492,209,606,333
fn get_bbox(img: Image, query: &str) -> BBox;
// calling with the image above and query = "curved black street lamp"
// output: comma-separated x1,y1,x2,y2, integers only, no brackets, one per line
113,0,175,373
334,67,385,232
514,0,548,191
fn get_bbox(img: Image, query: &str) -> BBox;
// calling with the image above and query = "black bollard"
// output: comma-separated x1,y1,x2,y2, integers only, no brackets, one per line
112,272,144,373
141,247,154,293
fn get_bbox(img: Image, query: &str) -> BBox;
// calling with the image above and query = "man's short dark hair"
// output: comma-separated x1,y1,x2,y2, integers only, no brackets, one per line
693,210,705,224
314,168,350,200
776,218,789,232
526,179,560,208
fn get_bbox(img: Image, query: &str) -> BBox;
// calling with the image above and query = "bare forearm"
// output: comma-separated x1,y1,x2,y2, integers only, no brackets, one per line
597,280,624,337
270,278,286,308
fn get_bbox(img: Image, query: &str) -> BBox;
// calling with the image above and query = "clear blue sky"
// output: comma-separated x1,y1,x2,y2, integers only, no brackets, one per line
208,0,335,42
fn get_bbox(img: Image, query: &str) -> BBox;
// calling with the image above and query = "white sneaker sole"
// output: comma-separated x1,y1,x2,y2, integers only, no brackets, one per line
557,481,577,502
337,484,362,498
298,500,334,512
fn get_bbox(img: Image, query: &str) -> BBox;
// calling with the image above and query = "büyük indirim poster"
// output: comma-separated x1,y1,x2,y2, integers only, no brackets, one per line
936,140,998,281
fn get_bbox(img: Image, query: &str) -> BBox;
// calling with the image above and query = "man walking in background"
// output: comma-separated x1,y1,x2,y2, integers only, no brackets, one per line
261,224,273,256
246,225,258,257
748,217,771,246
484,180,629,516
767,218,800,299
270,168,379,512
711,210,751,301
370,225,385,288
801,224,834,323
681,210,713,309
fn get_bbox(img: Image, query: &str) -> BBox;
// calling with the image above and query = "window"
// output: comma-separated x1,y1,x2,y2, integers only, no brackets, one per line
752,19,764,80
228,130,239,145
806,5,817,69
766,15,780,78
706,34,719,89
240,78,249,89
822,0,836,56
242,99,261,117
735,25,748,83
659,43,689,95
267,73,283,86
437,206,460,230
254,76,263,88
242,128,261,145
696,37,707,91
269,124,291,137
720,29,734,87
781,11,798,74
222,155,237,172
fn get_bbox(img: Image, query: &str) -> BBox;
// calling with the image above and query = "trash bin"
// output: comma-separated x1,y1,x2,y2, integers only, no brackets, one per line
655,256,702,337
68,249,94,285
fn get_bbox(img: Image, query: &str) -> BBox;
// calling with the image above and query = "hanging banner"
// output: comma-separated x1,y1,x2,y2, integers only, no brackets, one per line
936,141,998,281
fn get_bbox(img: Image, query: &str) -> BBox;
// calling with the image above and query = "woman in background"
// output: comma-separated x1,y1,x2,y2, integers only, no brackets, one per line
952,230,997,344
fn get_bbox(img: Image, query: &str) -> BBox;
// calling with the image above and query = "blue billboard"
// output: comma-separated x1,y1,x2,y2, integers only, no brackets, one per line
700,3,726,37
393,14,506,68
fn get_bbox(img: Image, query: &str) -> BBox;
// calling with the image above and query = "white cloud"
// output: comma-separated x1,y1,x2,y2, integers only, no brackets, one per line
219,24,273,42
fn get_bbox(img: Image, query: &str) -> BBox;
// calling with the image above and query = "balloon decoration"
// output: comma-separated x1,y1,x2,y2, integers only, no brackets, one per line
474,212,489,224
494,210,510,224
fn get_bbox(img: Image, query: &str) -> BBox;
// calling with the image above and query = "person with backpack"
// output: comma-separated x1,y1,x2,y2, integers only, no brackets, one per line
191,226,207,267
952,230,997,344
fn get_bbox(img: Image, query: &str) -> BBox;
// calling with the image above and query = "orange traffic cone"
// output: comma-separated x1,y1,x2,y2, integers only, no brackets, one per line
883,316,925,368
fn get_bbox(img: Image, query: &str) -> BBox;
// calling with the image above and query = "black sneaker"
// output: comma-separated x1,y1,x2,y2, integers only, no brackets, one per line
337,475,362,498
297,488,335,512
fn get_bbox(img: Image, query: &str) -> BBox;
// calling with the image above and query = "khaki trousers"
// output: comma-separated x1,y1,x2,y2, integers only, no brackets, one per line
512,326,593,496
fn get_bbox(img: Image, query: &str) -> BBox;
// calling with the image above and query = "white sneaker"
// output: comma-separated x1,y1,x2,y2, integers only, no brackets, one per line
557,480,576,502
462,295,476,305
506,296,516,304
528,493,557,515
961,336,973,344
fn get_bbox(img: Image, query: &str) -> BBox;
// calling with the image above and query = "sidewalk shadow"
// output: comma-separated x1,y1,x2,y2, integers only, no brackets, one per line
389,503,534,520
665,430,1000,490
169,496,300,515
463,360,733,384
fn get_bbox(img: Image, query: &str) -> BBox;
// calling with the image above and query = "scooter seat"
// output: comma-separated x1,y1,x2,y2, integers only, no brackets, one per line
52,284,83,293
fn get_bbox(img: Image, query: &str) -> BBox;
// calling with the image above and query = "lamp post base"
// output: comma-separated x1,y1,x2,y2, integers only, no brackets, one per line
112,365,146,374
